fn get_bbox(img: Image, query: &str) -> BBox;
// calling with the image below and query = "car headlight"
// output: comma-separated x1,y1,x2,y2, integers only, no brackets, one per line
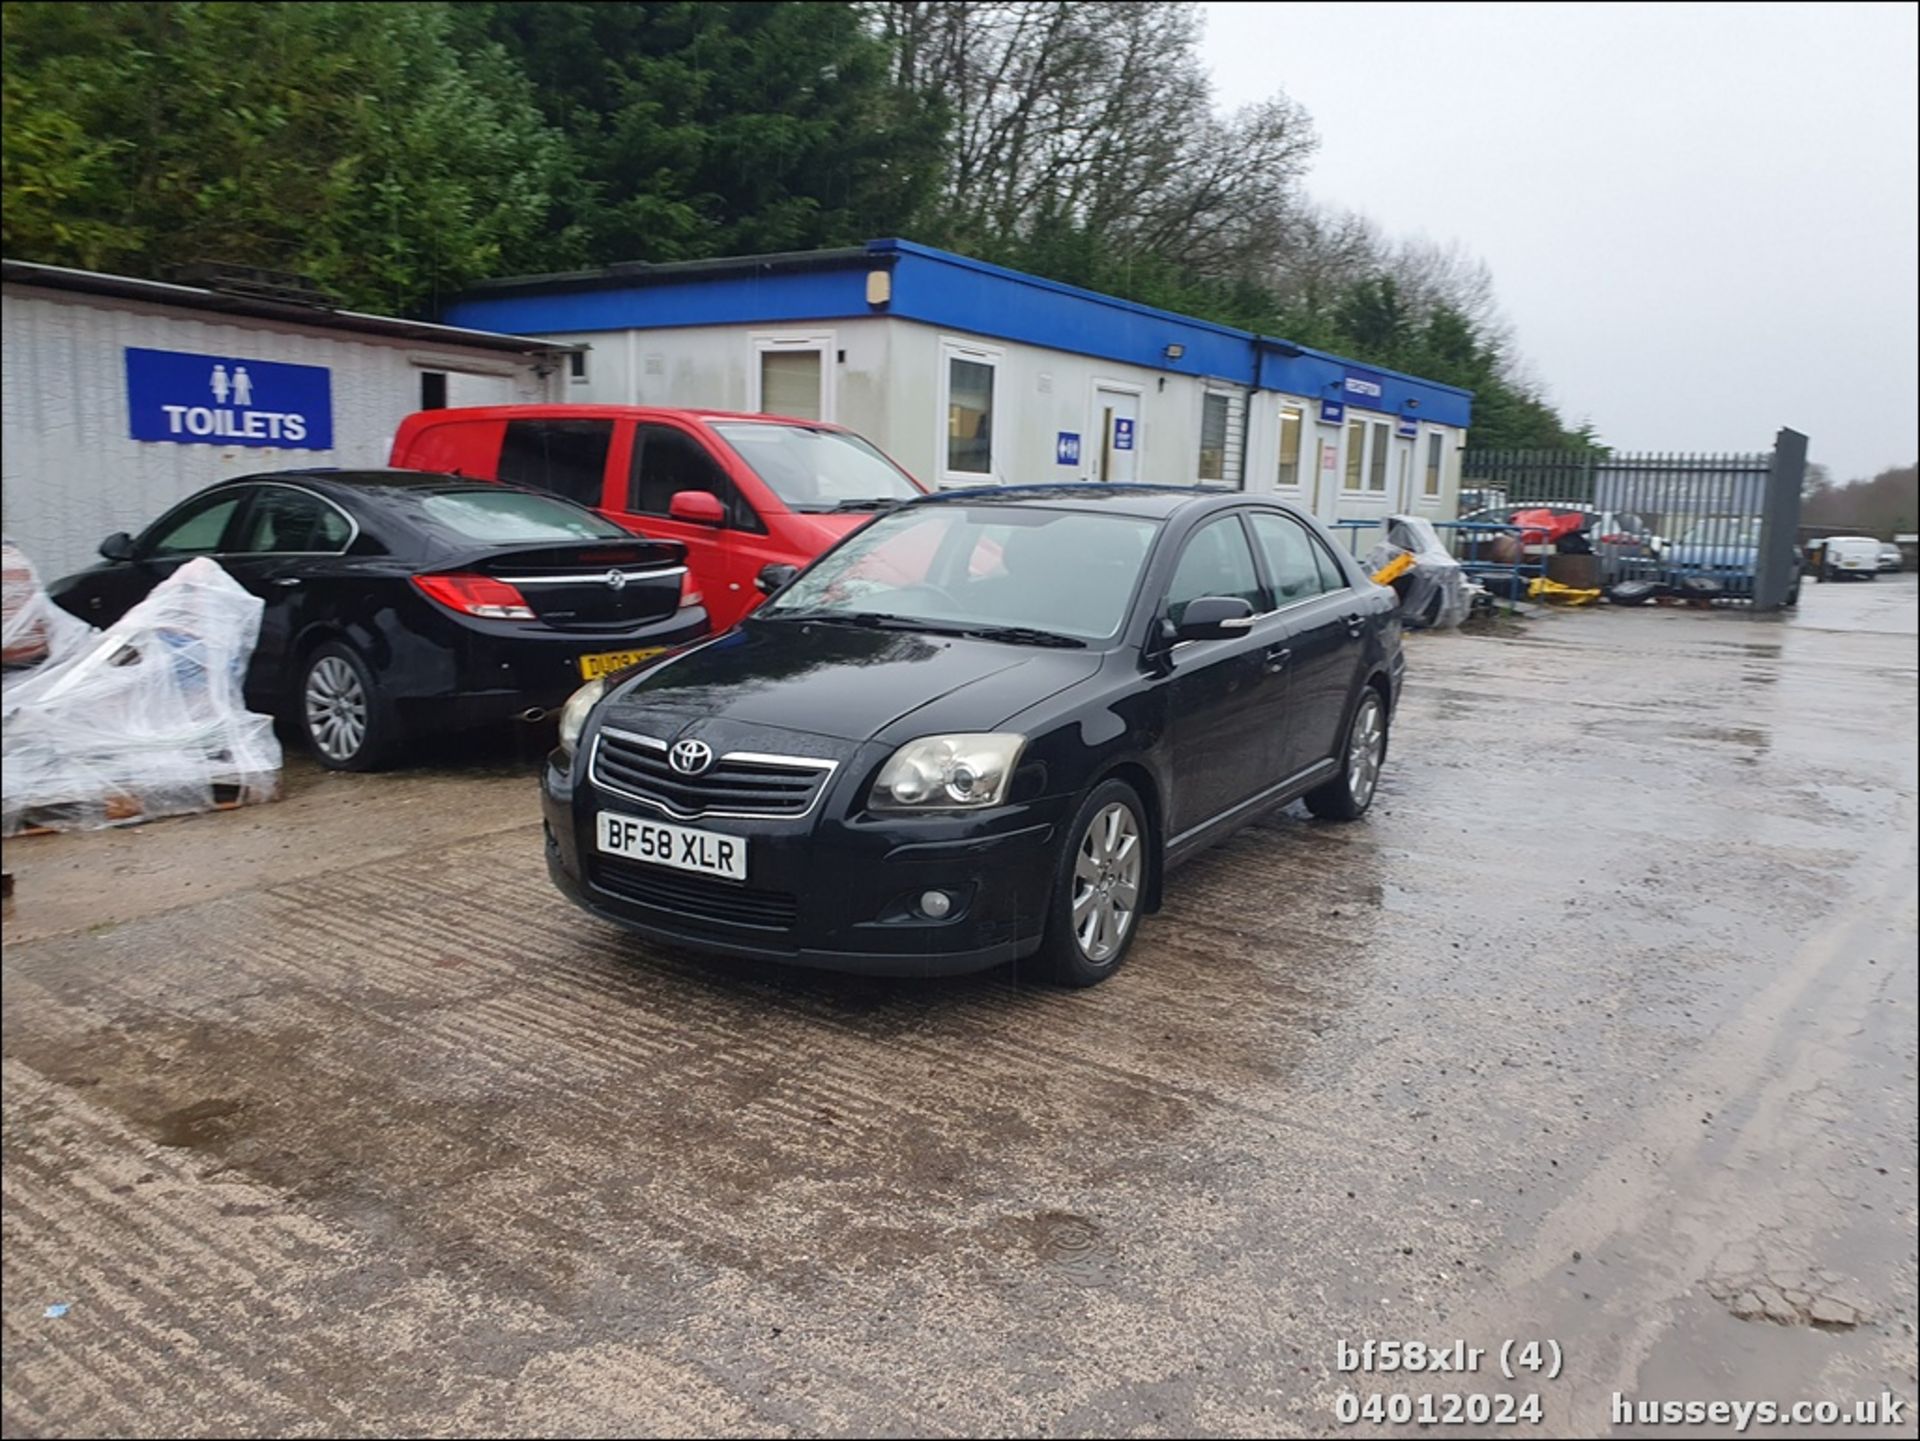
870,733,1025,811
557,677,606,757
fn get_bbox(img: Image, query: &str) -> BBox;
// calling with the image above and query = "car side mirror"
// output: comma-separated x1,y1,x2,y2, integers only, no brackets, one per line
668,491,727,527
755,562,799,596
1173,595,1256,642
99,531,136,562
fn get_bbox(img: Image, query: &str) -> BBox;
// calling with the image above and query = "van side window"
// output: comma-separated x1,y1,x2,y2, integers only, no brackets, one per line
629,425,764,532
497,419,613,508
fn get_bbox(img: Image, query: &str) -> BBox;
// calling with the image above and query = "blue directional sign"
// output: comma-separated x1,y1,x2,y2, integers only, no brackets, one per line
1342,369,1386,403
1319,398,1346,426
125,347,333,450
1113,417,1135,451
1397,413,1419,438
1056,431,1082,465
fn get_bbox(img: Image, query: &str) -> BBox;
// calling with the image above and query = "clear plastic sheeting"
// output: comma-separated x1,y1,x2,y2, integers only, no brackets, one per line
2,535,92,675
1365,514,1472,630
3,558,281,834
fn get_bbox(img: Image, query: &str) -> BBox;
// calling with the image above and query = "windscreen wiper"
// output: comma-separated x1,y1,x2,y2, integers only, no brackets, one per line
829,498,905,512
773,609,925,631
954,624,1086,649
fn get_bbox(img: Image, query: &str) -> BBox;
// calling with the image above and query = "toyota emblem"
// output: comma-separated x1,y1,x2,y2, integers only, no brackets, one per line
604,569,628,591
669,738,714,775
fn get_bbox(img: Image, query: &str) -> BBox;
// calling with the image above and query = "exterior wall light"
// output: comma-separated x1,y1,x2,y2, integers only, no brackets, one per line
1163,343,1185,361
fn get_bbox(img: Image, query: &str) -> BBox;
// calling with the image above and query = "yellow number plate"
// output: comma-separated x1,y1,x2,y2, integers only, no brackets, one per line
578,646,665,680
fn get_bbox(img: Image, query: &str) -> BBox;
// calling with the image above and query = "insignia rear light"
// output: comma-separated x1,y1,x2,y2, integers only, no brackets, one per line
411,572,536,621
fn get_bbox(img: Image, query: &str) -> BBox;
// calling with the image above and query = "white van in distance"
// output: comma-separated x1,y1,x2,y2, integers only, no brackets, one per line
1823,536,1883,580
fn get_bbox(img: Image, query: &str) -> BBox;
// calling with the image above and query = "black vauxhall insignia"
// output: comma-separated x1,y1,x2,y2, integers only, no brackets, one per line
48,470,709,770
544,485,1405,985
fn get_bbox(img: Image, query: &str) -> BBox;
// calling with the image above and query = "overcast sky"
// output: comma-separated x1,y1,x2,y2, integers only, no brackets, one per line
1199,1,1919,481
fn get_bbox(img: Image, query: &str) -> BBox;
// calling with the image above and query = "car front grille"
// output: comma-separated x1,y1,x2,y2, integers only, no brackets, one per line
590,728,835,819
591,855,798,933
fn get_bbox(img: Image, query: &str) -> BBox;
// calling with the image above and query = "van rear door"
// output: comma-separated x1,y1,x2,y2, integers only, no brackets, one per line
390,414,507,478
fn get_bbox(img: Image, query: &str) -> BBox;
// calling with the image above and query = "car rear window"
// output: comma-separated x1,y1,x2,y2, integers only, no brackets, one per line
418,490,630,543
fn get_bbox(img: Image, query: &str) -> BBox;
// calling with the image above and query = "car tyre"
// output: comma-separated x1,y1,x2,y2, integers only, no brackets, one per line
300,642,398,771
1305,688,1388,822
1033,778,1149,988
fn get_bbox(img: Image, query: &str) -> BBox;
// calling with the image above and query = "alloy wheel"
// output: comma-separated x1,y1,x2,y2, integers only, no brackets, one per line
305,655,369,762
1071,801,1142,962
1347,694,1385,808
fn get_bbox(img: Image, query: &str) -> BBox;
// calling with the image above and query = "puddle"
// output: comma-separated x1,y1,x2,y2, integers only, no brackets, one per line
152,1097,248,1149
1025,1212,1119,1288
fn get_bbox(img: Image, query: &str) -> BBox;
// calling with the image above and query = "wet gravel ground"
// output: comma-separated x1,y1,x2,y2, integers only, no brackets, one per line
3,576,1915,1438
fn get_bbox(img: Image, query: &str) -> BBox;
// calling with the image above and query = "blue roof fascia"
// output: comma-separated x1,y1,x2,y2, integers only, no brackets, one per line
874,239,1257,382
439,236,1470,426
1257,342,1474,428
441,265,877,335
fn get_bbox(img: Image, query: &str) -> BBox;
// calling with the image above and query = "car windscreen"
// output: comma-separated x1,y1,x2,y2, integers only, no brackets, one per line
761,505,1160,642
712,423,921,510
416,489,631,543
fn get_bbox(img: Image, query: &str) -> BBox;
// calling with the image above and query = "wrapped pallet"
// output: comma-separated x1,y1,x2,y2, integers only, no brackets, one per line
2,536,92,672
2,558,282,834
1364,515,1473,630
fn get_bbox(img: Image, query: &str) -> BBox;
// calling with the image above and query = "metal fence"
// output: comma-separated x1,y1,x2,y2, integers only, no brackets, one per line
1457,431,1807,609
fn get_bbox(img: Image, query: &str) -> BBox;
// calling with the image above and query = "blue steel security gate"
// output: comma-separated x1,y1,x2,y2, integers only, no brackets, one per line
1456,429,1807,610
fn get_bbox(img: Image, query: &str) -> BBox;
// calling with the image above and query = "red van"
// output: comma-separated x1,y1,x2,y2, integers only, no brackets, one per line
390,406,928,629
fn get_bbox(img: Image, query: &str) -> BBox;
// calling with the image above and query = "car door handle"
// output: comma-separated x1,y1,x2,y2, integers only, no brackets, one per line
1343,613,1365,637
1264,644,1292,673
273,576,302,588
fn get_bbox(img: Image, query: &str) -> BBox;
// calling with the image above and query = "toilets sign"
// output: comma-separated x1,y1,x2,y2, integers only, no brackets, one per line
125,347,333,450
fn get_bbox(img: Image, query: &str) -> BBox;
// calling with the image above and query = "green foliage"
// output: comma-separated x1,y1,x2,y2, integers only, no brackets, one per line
455,2,945,264
2,1,575,313
0,0,1589,445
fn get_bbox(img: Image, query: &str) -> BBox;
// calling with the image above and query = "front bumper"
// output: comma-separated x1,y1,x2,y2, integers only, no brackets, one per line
540,743,1066,977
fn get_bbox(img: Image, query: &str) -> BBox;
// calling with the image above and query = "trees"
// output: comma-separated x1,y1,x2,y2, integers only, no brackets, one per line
458,2,945,265
1,0,1592,444
1,2,571,314
872,2,1315,301
873,1,1592,449
1802,464,1920,538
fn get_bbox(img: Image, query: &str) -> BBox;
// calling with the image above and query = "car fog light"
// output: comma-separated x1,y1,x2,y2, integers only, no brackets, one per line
919,890,953,919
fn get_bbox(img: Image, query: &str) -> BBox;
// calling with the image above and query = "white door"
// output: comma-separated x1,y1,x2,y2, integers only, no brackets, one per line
1091,386,1141,483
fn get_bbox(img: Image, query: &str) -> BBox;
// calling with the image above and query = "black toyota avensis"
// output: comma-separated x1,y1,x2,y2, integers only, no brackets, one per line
544,485,1404,986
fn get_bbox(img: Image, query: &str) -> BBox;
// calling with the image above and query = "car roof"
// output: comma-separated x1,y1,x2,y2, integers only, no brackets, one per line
217,467,540,501
905,483,1261,520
